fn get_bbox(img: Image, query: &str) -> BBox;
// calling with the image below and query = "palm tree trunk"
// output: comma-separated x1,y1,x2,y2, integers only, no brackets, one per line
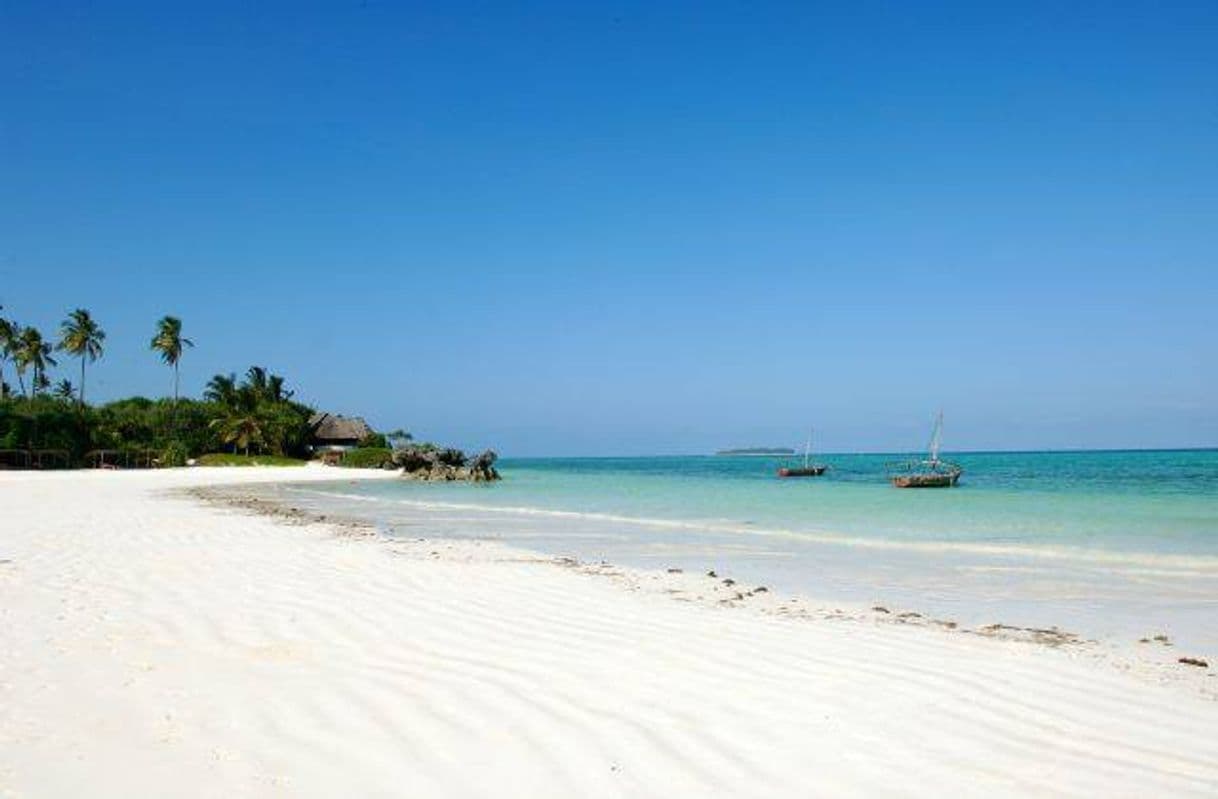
79,356,86,407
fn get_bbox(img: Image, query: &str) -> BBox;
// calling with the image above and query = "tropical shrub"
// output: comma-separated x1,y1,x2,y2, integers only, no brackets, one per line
0,395,91,456
359,431,388,449
0,373,315,465
161,439,189,467
195,453,307,467
340,447,394,469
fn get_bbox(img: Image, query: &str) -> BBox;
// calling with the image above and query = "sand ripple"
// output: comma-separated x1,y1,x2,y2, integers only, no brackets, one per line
2,467,1216,797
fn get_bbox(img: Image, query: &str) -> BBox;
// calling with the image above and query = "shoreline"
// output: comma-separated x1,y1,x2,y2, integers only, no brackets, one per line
200,478,1216,691
221,474,1218,657
4,468,1218,796
235,488,1218,571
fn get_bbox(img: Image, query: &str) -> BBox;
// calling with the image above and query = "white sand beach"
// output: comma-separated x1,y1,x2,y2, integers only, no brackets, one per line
2,467,1216,797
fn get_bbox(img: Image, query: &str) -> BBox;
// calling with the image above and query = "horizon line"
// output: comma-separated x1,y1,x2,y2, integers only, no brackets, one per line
500,446,1218,459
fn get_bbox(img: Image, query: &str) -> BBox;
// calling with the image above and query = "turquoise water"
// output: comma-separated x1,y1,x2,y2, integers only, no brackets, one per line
264,450,1218,650
335,450,1218,555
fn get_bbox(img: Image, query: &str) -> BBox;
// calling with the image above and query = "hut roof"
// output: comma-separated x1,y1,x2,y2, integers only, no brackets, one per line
310,412,373,443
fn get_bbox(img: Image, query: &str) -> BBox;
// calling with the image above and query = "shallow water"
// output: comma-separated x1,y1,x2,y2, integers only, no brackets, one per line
254,450,1218,652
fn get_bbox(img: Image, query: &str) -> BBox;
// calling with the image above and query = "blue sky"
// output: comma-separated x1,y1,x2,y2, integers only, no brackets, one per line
2,1,1215,455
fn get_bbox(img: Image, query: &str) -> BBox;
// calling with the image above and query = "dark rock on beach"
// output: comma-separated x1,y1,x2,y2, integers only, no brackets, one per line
393,446,501,482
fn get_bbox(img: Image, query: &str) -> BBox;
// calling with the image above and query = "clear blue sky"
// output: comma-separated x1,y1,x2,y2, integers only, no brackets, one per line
2,1,1215,455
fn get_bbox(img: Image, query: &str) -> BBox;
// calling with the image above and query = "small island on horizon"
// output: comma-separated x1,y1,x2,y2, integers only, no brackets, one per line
715,447,796,456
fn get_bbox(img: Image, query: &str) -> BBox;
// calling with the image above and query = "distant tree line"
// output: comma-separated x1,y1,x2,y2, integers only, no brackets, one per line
0,305,329,465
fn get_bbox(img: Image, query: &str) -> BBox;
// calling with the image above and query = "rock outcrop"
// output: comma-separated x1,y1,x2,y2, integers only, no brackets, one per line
392,446,500,482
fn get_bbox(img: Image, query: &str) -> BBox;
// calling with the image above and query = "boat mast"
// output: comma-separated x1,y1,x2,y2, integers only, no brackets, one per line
927,411,944,464
803,428,813,468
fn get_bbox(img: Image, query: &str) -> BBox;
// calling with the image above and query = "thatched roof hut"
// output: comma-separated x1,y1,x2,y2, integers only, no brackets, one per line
309,412,373,451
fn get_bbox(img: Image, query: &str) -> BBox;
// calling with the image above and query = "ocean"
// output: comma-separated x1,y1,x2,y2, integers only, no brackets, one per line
252,450,1218,651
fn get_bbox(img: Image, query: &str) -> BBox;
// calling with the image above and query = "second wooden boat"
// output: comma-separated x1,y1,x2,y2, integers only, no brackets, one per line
777,429,828,478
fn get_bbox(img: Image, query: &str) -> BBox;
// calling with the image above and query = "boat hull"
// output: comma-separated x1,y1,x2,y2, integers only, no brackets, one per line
890,472,960,488
777,466,827,478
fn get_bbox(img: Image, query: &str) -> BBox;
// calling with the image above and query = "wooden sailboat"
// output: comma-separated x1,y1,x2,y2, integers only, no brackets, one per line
887,412,962,488
777,429,827,478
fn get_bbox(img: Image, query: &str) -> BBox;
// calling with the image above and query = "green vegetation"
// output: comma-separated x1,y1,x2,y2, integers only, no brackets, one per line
0,395,89,453
0,390,313,464
161,439,189,467
13,325,57,398
386,428,413,448
204,367,313,457
57,308,105,406
339,447,394,469
358,431,389,449
195,453,308,467
0,304,365,468
150,315,193,404
0,314,15,395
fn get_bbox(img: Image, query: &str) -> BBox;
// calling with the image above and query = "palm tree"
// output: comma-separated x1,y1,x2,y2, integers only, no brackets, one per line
150,315,194,423
15,326,56,398
57,308,105,406
243,366,291,403
267,374,291,402
206,367,297,456
0,314,17,398
204,372,239,407
53,378,75,400
245,366,269,399
7,323,27,397
209,411,265,456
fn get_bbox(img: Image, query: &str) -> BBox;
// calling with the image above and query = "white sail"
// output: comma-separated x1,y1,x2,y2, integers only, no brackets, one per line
927,411,944,463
